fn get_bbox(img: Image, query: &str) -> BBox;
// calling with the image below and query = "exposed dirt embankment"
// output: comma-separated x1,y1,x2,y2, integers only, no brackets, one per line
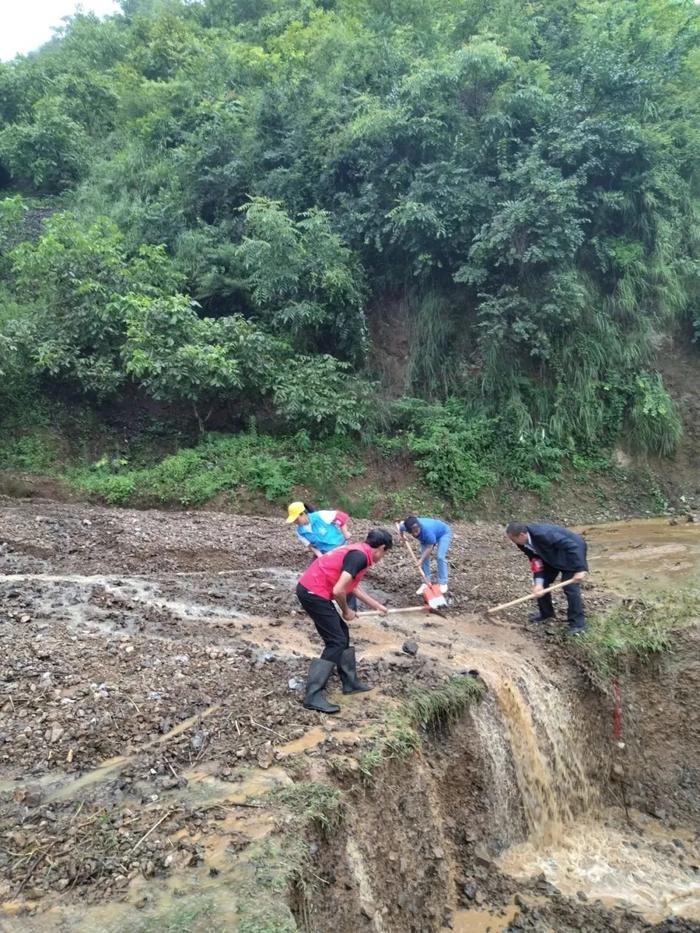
1,498,699,931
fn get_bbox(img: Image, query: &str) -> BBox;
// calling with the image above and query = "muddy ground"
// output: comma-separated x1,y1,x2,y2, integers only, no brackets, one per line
1,497,699,932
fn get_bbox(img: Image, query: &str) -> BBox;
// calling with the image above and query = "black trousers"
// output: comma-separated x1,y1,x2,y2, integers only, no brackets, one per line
538,565,585,630
297,583,351,665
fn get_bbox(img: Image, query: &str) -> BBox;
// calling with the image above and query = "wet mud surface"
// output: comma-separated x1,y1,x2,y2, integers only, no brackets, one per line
1,498,699,931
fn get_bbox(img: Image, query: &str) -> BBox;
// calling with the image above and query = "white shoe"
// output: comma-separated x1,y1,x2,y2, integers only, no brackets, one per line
439,584,448,594
416,584,427,596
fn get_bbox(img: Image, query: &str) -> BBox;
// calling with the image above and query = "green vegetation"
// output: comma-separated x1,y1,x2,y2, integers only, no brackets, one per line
578,589,699,678
135,896,222,933
359,676,484,782
408,674,486,730
1,0,699,503
69,429,365,506
233,782,345,932
270,782,345,838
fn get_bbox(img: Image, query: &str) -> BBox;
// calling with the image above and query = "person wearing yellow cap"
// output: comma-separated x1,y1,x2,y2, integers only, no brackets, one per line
286,502,351,559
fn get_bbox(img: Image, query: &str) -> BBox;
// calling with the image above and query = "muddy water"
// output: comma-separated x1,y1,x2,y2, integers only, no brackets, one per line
499,812,700,923
584,517,700,595
453,638,592,846
474,650,700,922
470,518,700,922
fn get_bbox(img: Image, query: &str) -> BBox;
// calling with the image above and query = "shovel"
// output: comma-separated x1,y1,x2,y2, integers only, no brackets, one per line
396,523,448,611
487,577,583,615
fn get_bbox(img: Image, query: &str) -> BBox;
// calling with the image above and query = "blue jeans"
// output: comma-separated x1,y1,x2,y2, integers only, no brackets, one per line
421,530,452,585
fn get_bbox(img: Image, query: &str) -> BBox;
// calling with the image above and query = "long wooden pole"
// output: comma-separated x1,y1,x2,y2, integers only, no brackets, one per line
396,522,431,585
358,606,428,617
487,577,582,615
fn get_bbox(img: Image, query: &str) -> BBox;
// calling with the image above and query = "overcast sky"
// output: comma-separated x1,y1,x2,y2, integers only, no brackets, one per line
1,0,120,62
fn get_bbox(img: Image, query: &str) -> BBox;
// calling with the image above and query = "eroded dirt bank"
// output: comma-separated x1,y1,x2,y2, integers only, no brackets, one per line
1,498,699,931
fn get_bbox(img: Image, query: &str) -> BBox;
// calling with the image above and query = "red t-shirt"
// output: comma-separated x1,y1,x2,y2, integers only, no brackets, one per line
298,542,375,600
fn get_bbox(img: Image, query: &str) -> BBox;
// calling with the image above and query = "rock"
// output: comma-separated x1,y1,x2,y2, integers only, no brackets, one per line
402,640,419,657
473,848,492,868
25,789,43,807
361,904,376,919
432,846,445,860
474,890,485,906
288,677,304,691
463,883,477,901
49,725,65,744
257,742,274,769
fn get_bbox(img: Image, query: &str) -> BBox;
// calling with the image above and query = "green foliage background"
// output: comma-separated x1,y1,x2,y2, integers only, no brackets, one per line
0,0,698,507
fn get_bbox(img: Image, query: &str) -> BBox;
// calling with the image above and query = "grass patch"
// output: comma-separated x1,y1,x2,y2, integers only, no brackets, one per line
237,911,297,933
408,674,485,730
358,675,484,783
133,895,222,933
269,782,345,838
236,782,345,931
578,588,698,678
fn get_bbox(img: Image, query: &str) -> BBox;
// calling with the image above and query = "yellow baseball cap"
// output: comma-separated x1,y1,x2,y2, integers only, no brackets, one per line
286,501,306,523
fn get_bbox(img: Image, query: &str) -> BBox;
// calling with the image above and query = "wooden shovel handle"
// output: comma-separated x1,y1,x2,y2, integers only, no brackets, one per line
487,577,583,614
358,606,428,617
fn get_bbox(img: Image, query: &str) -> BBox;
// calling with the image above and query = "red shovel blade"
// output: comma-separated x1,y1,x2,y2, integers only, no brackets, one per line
423,583,447,610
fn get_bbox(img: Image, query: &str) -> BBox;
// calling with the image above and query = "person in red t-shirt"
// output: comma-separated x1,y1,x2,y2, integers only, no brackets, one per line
296,528,393,714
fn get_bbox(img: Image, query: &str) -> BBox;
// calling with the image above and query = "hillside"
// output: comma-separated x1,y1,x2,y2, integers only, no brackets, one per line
0,0,699,513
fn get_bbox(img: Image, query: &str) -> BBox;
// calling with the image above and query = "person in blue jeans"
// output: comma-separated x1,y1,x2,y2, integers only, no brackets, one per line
399,516,453,594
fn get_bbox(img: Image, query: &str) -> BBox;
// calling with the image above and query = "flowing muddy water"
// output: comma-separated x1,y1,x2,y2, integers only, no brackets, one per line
467,646,700,922
461,517,700,923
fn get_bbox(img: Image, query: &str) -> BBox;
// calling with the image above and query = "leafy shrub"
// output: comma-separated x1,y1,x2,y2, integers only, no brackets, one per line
0,433,60,473
390,398,496,502
76,472,137,505
236,198,367,362
626,373,682,457
8,213,184,398
70,430,365,507
0,98,90,192
272,357,373,436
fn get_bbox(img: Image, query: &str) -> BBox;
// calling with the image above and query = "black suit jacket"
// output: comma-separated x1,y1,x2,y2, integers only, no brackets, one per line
518,523,588,573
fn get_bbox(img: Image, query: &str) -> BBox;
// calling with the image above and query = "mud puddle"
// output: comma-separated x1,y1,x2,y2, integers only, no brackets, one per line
584,518,700,595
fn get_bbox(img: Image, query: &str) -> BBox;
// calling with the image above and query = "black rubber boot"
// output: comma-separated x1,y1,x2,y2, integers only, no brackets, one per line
338,647,372,695
303,659,340,714
528,611,555,623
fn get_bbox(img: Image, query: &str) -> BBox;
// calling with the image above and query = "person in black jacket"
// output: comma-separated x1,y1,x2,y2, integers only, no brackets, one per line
506,521,588,633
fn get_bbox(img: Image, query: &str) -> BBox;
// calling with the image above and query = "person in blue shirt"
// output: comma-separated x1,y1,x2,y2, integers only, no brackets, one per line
399,515,453,594
286,501,351,558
